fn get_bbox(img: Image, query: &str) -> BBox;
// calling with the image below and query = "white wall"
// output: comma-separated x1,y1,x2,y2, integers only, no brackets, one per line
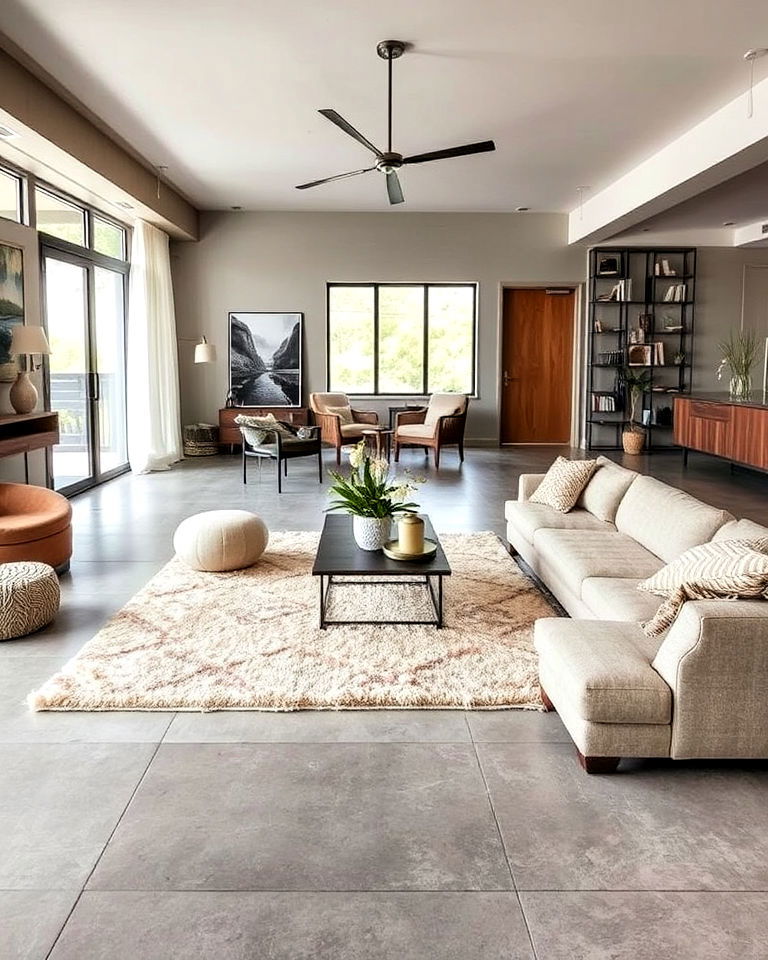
171,211,585,442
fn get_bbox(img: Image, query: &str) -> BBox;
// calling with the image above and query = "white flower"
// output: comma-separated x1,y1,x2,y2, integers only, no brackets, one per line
348,445,364,469
370,458,389,481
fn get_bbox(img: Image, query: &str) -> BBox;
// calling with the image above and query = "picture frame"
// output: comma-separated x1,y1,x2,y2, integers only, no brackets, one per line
0,242,24,382
596,253,622,277
228,312,303,407
627,344,652,366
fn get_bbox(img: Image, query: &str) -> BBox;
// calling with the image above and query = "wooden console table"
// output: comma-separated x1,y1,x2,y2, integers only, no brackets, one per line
218,407,310,447
674,394,768,471
0,411,60,483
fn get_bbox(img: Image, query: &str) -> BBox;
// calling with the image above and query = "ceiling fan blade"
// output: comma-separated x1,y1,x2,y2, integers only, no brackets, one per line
386,170,404,205
318,109,383,156
295,166,377,190
402,140,496,165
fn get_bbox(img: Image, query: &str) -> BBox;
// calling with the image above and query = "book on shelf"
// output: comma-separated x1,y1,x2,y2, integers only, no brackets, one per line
591,392,621,413
596,278,632,302
663,283,687,302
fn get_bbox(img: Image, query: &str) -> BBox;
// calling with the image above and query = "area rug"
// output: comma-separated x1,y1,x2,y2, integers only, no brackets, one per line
29,531,555,712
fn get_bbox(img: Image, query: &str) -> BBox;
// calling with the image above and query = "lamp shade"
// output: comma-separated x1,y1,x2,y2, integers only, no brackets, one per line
194,336,217,364
11,324,51,356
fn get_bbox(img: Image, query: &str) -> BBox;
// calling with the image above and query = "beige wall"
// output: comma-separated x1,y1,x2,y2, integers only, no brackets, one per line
171,211,585,442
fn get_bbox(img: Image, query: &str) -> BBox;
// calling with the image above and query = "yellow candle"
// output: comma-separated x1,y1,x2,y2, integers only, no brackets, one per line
398,514,424,554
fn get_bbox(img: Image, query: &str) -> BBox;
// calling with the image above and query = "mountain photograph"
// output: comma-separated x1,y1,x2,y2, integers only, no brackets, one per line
228,312,302,406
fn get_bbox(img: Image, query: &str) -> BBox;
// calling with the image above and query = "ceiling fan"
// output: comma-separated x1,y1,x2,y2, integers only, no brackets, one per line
296,40,496,205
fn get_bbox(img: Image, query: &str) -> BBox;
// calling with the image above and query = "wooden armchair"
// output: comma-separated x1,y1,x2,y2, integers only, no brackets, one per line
394,393,469,469
309,392,380,464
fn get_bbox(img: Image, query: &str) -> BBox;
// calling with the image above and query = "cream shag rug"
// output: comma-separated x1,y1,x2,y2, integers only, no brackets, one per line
30,531,554,712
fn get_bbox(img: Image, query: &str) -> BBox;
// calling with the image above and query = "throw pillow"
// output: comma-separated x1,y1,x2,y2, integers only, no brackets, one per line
576,456,637,523
325,405,354,424
530,457,598,514
638,538,768,636
235,414,296,446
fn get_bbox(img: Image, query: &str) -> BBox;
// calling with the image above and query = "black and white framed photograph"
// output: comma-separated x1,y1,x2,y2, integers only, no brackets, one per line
596,253,622,277
228,312,302,407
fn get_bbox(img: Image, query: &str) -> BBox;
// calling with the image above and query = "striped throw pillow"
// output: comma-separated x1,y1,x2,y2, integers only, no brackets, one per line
638,538,768,636
529,457,598,513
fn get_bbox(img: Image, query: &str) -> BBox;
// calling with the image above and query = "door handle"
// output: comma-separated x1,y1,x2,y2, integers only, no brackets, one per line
85,372,101,402
503,371,520,387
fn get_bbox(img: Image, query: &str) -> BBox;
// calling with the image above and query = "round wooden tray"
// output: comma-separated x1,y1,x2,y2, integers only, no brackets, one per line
382,538,438,562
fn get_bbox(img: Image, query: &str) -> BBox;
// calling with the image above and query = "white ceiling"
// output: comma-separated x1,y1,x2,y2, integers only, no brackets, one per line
1,0,768,213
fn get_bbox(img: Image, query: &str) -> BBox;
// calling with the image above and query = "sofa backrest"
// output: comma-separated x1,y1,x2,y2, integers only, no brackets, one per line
614,475,734,562
713,518,768,542
576,456,638,523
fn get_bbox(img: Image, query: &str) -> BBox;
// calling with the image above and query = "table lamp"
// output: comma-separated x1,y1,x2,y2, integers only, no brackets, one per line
9,324,51,415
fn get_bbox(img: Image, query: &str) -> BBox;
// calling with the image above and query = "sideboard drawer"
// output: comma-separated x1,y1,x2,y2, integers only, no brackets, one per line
690,401,732,422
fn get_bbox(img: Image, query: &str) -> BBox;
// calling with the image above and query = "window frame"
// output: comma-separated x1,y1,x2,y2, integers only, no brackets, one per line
326,281,478,398
32,183,130,266
0,161,26,224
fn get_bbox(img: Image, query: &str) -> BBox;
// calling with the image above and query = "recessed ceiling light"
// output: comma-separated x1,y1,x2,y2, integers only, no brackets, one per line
0,123,19,140
115,201,134,210
723,220,736,226
230,205,243,211
515,206,529,212
744,49,768,61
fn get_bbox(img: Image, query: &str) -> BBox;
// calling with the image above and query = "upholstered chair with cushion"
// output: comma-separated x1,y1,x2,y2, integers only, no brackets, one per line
309,393,380,464
394,393,469,469
237,416,322,493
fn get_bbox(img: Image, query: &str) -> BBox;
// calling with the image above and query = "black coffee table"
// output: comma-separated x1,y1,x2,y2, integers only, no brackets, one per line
312,514,451,629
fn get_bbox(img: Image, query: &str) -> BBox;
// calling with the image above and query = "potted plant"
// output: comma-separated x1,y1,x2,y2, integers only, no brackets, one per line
621,367,651,455
327,441,424,551
716,328,758,400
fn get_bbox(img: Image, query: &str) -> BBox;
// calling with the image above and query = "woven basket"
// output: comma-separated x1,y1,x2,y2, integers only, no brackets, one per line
183,423,220,457
622,430,645,455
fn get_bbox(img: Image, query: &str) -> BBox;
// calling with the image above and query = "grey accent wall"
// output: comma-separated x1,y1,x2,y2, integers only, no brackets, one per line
170,211,584,442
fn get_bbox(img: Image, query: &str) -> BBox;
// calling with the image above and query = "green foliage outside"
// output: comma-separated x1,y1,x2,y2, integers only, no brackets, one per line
329,285,474,394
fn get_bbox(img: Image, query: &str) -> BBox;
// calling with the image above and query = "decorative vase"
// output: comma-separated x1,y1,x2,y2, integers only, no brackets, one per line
622,430,645,455
352,515,391,551
9,370,38,414
729,374,752,400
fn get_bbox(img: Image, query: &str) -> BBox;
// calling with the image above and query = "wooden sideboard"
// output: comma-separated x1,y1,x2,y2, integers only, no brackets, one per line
0,411,60,484
218,407,310,446
674,395,768,471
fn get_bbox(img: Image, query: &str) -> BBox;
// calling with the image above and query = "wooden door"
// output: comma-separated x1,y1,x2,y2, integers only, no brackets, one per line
500,288,575,443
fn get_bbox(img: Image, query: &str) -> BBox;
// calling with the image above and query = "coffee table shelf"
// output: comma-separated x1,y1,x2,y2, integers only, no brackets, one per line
312,515,451,629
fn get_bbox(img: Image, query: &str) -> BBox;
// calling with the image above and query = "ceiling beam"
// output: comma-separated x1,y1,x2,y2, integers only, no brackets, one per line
568,74,768,245
0,44,198,240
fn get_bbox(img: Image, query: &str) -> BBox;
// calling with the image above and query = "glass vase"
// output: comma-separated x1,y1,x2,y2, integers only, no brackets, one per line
729,374,752,400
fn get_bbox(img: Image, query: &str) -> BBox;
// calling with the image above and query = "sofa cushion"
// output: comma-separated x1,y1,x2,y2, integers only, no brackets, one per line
713,518,768,542
534,618,672,724
505,501,613,546
576,456,638,522
614,475,733,562
581,577,663,624
533,529,664,599
529,457,598,513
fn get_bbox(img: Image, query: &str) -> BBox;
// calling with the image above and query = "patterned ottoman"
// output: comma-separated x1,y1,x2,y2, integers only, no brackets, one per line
0,561,60,640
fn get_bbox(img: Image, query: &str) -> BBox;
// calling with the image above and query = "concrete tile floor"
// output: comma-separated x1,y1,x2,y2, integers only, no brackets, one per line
1,445,768,958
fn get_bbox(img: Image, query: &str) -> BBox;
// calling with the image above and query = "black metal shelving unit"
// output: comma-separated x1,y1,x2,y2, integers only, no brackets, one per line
586,247,696,452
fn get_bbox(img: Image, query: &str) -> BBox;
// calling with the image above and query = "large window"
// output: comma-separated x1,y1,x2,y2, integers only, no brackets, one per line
327,283,477,395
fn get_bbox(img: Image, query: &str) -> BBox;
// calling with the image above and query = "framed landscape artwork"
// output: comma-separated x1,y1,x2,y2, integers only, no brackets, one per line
0,243,24,382
228,312,302,407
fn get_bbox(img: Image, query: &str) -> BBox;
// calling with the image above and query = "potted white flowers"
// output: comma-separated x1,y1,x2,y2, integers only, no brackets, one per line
327,441,424,550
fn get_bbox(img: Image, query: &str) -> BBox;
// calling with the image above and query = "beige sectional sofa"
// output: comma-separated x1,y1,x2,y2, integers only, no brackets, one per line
506,456,768,772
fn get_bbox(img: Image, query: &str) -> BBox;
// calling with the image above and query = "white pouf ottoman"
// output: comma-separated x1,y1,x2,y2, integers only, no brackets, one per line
0,561,60,641
173,510,269,572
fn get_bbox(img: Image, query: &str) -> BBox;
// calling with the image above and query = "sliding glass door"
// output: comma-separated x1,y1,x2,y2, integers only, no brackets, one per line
44,249,129,494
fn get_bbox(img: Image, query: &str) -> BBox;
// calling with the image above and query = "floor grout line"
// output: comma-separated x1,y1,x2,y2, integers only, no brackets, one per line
43,738,165,960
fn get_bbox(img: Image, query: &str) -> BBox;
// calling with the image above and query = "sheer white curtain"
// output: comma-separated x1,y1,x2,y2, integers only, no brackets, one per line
127,220,183,473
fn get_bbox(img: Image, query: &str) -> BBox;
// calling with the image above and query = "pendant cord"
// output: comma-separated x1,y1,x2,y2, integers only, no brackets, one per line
749,55,755,119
